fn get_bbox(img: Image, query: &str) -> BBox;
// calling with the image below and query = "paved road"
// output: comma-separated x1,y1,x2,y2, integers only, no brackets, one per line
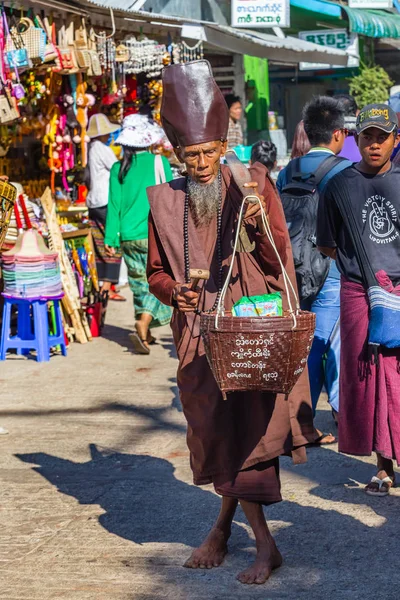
0,291,398,599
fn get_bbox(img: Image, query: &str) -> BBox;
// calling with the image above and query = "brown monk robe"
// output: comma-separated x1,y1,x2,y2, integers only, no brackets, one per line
146,60,315,585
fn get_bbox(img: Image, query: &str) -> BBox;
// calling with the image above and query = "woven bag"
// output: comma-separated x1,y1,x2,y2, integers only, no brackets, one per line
56,24,79,74
3,11,31,69
36,16,58,64
16,17,46,62
74,20,92,70
0,89,20,124
75,48,91,70
87,29,102,76
200,171,315,399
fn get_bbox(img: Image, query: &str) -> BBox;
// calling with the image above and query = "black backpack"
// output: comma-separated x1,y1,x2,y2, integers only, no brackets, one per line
280,155,347,302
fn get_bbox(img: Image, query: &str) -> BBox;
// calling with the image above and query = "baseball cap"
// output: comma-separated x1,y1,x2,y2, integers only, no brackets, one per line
356,103,398,135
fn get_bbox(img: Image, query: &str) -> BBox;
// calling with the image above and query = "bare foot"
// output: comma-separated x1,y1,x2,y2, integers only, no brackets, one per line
237,541,282,585
184,527,229,569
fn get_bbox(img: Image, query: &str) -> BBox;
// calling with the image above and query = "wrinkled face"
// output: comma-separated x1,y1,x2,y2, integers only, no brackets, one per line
356,127,399,169
229,101,242,121
176,140,227,185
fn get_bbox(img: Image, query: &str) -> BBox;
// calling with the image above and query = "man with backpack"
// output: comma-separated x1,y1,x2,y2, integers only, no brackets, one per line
276,96,351,438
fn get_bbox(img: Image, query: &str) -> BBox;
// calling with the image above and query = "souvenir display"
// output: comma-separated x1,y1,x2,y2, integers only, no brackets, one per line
172,40,204,64
0,4,193,352
124,37,166,77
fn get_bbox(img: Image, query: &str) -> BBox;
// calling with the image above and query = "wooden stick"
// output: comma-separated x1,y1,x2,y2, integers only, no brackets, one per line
189,268,210,290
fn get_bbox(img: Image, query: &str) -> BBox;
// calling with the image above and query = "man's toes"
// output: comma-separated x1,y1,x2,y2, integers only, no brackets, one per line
184,554,199,568
237,571,250,584
255,570,270,584
213,559,221,567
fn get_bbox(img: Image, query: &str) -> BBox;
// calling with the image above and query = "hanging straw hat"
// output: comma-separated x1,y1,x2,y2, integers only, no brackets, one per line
115,114,164,148
87,113,120,139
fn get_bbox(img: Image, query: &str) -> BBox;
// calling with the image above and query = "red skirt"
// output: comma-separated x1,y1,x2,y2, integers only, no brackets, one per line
340,278,400,464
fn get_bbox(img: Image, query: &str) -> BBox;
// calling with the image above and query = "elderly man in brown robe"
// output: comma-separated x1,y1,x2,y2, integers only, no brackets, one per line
146,60,314,585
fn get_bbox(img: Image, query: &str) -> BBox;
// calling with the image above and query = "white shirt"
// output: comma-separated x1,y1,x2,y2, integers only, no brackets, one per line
86,140,118,209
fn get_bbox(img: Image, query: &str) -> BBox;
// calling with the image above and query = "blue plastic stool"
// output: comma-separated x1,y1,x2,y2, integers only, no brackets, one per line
0,296,67,362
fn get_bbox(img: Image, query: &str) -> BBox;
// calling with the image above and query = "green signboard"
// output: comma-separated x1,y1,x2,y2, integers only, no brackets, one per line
298,29,360,71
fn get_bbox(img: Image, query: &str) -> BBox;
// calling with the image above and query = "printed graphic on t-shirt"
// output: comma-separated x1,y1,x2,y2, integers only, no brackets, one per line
361,195,399,244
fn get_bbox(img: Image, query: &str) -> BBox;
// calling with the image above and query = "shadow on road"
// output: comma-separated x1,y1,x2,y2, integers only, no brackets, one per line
15,440,400,600
16,444,229,547
158,334,178,359
101,324,134,352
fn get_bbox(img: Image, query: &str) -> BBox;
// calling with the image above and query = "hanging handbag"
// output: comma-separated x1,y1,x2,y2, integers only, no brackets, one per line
3,11,30,69
0,84,20,124
36,16,58,63
332,174,400,350
87,29,102,76
57,23,79,74
74,19,91,70
16,17,46,62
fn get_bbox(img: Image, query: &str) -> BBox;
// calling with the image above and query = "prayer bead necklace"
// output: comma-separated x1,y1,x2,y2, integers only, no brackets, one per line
183,170,223,315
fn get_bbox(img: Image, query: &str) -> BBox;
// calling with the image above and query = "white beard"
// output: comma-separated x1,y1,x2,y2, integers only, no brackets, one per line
187,176,219,228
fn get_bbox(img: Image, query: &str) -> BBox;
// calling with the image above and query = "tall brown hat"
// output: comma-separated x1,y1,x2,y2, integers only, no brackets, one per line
161,60,229,148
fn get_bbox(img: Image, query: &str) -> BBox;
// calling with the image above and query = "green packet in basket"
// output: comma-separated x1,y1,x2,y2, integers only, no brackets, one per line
232,292,283,317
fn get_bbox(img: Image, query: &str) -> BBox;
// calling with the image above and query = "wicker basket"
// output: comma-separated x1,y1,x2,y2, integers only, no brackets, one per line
201,310,315,397
200,188,316,398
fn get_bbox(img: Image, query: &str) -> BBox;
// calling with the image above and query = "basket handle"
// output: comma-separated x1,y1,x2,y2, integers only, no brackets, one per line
17,17,35,33
215,194,300,330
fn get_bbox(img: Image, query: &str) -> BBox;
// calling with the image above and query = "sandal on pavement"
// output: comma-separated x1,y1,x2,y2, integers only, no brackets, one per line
129,332,150,355
365,475,395,497
308,431,336,446
147,333,156,345
109,291,126,301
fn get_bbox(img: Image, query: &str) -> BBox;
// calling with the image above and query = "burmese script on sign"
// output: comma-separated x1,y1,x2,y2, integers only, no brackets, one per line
231,0,290,28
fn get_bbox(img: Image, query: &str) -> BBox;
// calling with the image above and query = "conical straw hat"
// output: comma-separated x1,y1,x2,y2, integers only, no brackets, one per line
87,113,120,139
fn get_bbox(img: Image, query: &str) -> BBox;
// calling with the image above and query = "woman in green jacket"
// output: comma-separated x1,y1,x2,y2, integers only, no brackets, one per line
104,114,173,354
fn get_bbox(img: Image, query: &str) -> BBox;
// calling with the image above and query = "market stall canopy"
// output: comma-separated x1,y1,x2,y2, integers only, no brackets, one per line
82,1,350,65
290,0,400,39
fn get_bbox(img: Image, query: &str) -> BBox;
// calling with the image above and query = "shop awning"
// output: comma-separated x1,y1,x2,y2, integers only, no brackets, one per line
344,7,400,38
82,1,350,65
210,26,349,64
290,0,400,39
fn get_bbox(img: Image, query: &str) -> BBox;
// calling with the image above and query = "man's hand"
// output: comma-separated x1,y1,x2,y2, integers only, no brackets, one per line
105,245,116,257
243,181,267,232
0,175,8,182
173,283,200,312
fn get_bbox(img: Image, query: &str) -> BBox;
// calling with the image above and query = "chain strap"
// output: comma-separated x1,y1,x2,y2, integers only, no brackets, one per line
184,170,223,315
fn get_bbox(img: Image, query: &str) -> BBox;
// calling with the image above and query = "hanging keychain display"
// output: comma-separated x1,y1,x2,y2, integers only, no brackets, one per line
124,37,166,77
172,40,204,64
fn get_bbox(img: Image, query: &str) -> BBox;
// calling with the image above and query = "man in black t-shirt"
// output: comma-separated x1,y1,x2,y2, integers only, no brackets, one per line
317,103,400,497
